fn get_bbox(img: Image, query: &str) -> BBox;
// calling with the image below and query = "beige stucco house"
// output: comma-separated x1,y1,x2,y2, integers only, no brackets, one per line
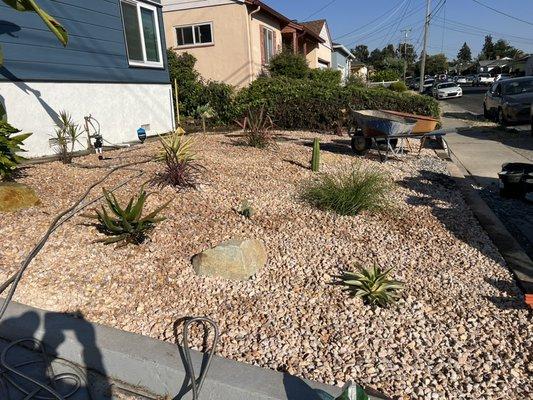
161,0,324,87
301,19,333,69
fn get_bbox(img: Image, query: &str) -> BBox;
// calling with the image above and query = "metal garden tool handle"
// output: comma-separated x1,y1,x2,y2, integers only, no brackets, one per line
182,317,219,400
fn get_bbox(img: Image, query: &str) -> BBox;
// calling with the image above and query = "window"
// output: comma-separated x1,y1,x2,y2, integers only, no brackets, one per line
175,23,213,47
120,0,163,68
262,27,274,64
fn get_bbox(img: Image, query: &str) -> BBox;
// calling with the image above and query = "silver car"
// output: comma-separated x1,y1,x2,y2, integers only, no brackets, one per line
432,82,463,99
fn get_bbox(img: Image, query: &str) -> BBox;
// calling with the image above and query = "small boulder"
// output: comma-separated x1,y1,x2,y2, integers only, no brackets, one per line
0,182,40,212
192,238,267,280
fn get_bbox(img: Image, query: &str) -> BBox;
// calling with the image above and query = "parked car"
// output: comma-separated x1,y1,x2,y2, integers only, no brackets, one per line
422,78,435,93
455,76,468,84
531,104,533,136
473,73,495,86
432,82,463,99
483,77,533,125
466,75,476,84
495,74,511,81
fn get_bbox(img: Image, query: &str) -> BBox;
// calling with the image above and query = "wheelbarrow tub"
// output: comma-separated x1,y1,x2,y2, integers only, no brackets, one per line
379,110,439,134
351,110,417,137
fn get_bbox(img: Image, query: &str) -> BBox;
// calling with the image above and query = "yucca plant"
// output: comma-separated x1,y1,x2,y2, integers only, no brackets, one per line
86,187,169,246
155,131,203,189
339,264,404,307
52,110,83,164
0,120,32,180
243,105,276,149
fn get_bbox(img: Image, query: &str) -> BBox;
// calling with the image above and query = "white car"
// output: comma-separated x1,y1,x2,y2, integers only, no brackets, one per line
495,74,511,81
455,76,467,84
433,82,463,99
473,73,495,86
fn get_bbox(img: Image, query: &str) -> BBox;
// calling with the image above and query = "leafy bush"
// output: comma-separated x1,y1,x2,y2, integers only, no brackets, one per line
52,111,83,164
235,76,439,131
156,131,202,189
199,81,236,125
301,164,392,215
87,187,168,246
308,68,342,86
243,105,276,149
0,120,31,180
370,69,400,82
167,50,203,117
339,264,404,307
345,75,366,88
268,51,309,79
388,81,408,92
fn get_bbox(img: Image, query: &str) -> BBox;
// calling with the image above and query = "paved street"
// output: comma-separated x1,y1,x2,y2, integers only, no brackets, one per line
441,98,533,260
450,85,487,115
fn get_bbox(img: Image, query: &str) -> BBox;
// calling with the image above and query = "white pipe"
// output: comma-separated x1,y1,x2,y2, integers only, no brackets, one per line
247,5,261,84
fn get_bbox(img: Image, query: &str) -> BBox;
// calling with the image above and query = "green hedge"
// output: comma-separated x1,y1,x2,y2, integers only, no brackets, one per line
235,77,439,131
388,81,408,92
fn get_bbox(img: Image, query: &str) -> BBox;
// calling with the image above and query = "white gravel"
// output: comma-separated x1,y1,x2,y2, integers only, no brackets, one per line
0,131,531,400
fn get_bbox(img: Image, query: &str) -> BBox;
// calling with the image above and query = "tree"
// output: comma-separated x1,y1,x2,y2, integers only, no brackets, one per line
419,53,448,76
382,44,396,59
457,42,472,62
351,44,369,63
493,39,524,59
267,51,309,79
479,35,495,60
369,48,384,67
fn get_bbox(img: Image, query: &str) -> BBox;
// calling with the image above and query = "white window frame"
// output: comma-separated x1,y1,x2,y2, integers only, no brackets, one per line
263,26,274,64
174,22,214,49
120,0,164,69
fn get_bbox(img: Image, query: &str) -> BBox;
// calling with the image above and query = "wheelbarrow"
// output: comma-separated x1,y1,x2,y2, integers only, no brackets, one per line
348,109,449,160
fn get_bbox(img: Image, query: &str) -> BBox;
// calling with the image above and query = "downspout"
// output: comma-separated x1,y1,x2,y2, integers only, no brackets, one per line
247,5,261,84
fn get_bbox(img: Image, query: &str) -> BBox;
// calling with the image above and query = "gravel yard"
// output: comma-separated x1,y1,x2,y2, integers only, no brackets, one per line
0,131,531,400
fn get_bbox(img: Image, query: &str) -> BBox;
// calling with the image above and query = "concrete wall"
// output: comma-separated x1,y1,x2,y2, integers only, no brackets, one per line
1,81,174,157
164,3,251,87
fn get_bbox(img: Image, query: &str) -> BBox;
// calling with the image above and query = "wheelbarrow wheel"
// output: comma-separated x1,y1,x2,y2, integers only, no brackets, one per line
375,138,398,150
351,133,371,155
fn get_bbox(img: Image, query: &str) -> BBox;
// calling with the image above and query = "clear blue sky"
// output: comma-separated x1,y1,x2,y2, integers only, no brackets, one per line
265,0,533,59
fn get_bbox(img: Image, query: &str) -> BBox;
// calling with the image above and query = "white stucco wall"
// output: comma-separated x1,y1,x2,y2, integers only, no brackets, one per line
1,82,174,158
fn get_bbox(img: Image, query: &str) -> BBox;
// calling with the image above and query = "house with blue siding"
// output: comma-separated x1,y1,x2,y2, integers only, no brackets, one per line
331,43,354,83
0,0,174,157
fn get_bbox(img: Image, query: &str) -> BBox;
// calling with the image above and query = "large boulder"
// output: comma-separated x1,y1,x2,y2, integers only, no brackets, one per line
0,182,40,212
192,238,267,280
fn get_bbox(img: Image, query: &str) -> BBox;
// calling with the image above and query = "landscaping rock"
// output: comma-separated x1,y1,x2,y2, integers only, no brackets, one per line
0,182,40,212
192,238,267,280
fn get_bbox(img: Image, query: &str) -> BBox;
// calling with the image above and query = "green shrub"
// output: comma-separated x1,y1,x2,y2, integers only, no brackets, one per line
339,264,404,307
235,76,439,131
199,81,236,125
301,164,392,215
370,69,400,82
167,50,203,117
268,51,309,79
0,120,31,180
308,68,342,86
345,75,366,88
87,187,169,246
388,81,408,92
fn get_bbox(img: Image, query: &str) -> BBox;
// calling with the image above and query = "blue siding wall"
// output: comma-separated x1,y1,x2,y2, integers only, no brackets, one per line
0,0,169,83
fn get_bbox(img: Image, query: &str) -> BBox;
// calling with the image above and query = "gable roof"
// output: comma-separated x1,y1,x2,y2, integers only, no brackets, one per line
301,19,326,37
332,43,355,59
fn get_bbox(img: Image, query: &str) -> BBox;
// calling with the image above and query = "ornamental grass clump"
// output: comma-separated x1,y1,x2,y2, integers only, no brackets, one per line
156,131,203,189
339,264,404,307
301,164,392,215
87,187,169,246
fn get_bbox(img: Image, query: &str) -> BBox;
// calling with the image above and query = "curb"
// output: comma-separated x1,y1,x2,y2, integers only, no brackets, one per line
443,153,533,308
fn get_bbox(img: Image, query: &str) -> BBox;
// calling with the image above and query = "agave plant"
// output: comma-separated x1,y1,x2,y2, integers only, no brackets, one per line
339,264,404,307
155,131,203,189
0,120,32,180
87,187,169,246
243,105,277,149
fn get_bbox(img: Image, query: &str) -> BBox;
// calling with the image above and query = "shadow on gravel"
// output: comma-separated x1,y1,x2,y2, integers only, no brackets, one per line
397,169,503,266
483,277,530,310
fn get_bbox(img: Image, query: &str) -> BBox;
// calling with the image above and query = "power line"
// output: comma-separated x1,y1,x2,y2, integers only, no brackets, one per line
334,0,408,40
471,0,533,26
379,0,413,49
304,0,339,20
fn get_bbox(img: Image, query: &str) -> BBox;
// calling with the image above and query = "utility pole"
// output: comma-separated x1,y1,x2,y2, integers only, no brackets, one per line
400,28,412,82
419,0,431,93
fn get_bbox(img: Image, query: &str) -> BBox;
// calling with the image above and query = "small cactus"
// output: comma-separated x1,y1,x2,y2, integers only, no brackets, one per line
311,138,320,172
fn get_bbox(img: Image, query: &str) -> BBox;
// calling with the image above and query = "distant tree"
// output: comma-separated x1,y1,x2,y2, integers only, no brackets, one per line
382,44,396,59
419,53,448,76
369,48,384,67
479,35,495,60
351,44,369,63
493,39,524,59
457,42,472,62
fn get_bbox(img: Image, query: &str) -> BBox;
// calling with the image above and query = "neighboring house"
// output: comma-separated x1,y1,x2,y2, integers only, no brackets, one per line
162,0,324,87
331,43,354,83
351,62,369,81
0,0,174,158
477,58,512,74
301,19,332,69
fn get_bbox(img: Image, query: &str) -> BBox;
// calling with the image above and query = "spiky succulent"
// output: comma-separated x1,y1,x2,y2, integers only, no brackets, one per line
87,187,169,246
339,264,404,307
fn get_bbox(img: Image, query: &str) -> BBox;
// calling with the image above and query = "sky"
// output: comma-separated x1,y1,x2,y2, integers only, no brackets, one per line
265,0,533,60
